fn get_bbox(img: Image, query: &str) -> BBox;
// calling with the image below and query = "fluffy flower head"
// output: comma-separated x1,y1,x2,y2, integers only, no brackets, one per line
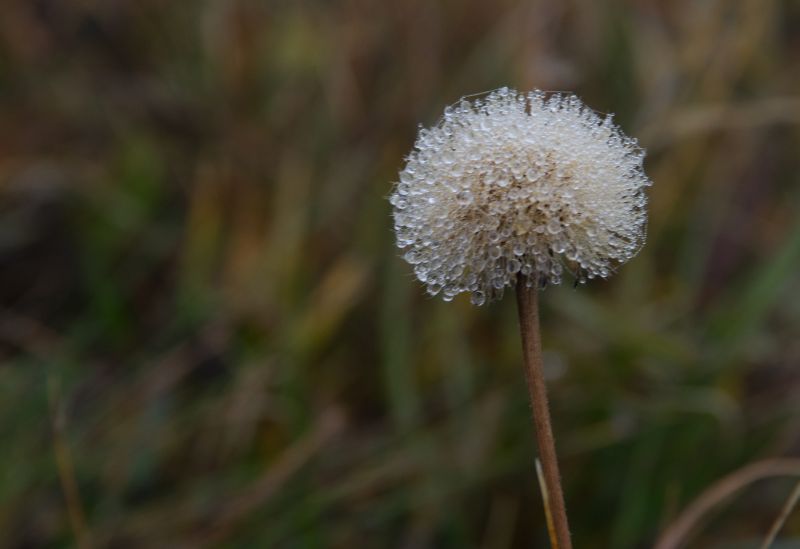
390,87,652,305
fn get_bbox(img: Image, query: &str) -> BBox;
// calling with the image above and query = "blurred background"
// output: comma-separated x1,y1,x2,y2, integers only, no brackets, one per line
1,1,799,547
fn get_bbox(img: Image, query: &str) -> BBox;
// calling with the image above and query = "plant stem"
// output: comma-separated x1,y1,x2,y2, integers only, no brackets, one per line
654,459,800,549
760,479,800,549
535,458,559,547
516,279,571,549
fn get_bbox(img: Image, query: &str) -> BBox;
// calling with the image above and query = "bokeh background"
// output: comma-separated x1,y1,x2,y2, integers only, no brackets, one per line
1,1,800,547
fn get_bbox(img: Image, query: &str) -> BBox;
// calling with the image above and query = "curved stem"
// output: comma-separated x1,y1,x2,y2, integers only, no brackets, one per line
655,459,800,549
760,479,800,549
516,279,572,549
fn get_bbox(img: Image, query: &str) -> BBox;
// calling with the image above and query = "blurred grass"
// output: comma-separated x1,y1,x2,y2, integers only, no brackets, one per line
1,0,800,547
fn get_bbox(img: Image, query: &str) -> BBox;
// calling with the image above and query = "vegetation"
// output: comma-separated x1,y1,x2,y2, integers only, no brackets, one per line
1,1,799,547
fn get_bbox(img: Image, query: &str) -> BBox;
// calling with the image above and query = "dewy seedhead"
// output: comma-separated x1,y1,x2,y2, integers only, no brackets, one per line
390,87,652,305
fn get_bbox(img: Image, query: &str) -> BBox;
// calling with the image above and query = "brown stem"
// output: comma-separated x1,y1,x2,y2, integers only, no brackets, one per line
47,375,93,549
655,459,800,549
516,278,572,549
760,478,800,549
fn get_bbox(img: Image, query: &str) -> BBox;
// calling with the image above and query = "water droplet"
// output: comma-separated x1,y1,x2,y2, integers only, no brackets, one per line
456,190,473,206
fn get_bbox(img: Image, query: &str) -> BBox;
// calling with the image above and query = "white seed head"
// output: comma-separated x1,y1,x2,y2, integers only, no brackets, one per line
390,87,652,305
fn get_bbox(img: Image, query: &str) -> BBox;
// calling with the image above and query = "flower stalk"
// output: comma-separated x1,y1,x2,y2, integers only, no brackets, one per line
517,278,571,549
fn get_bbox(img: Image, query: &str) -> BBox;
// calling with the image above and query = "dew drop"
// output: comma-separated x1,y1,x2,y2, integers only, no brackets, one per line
456,189,473,206
470,291,486,306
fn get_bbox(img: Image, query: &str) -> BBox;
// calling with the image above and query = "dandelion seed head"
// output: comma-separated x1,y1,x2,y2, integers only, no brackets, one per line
390,87,652,305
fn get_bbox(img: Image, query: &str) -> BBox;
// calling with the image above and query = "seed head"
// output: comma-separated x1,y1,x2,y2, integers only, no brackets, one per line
390,87,652,305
